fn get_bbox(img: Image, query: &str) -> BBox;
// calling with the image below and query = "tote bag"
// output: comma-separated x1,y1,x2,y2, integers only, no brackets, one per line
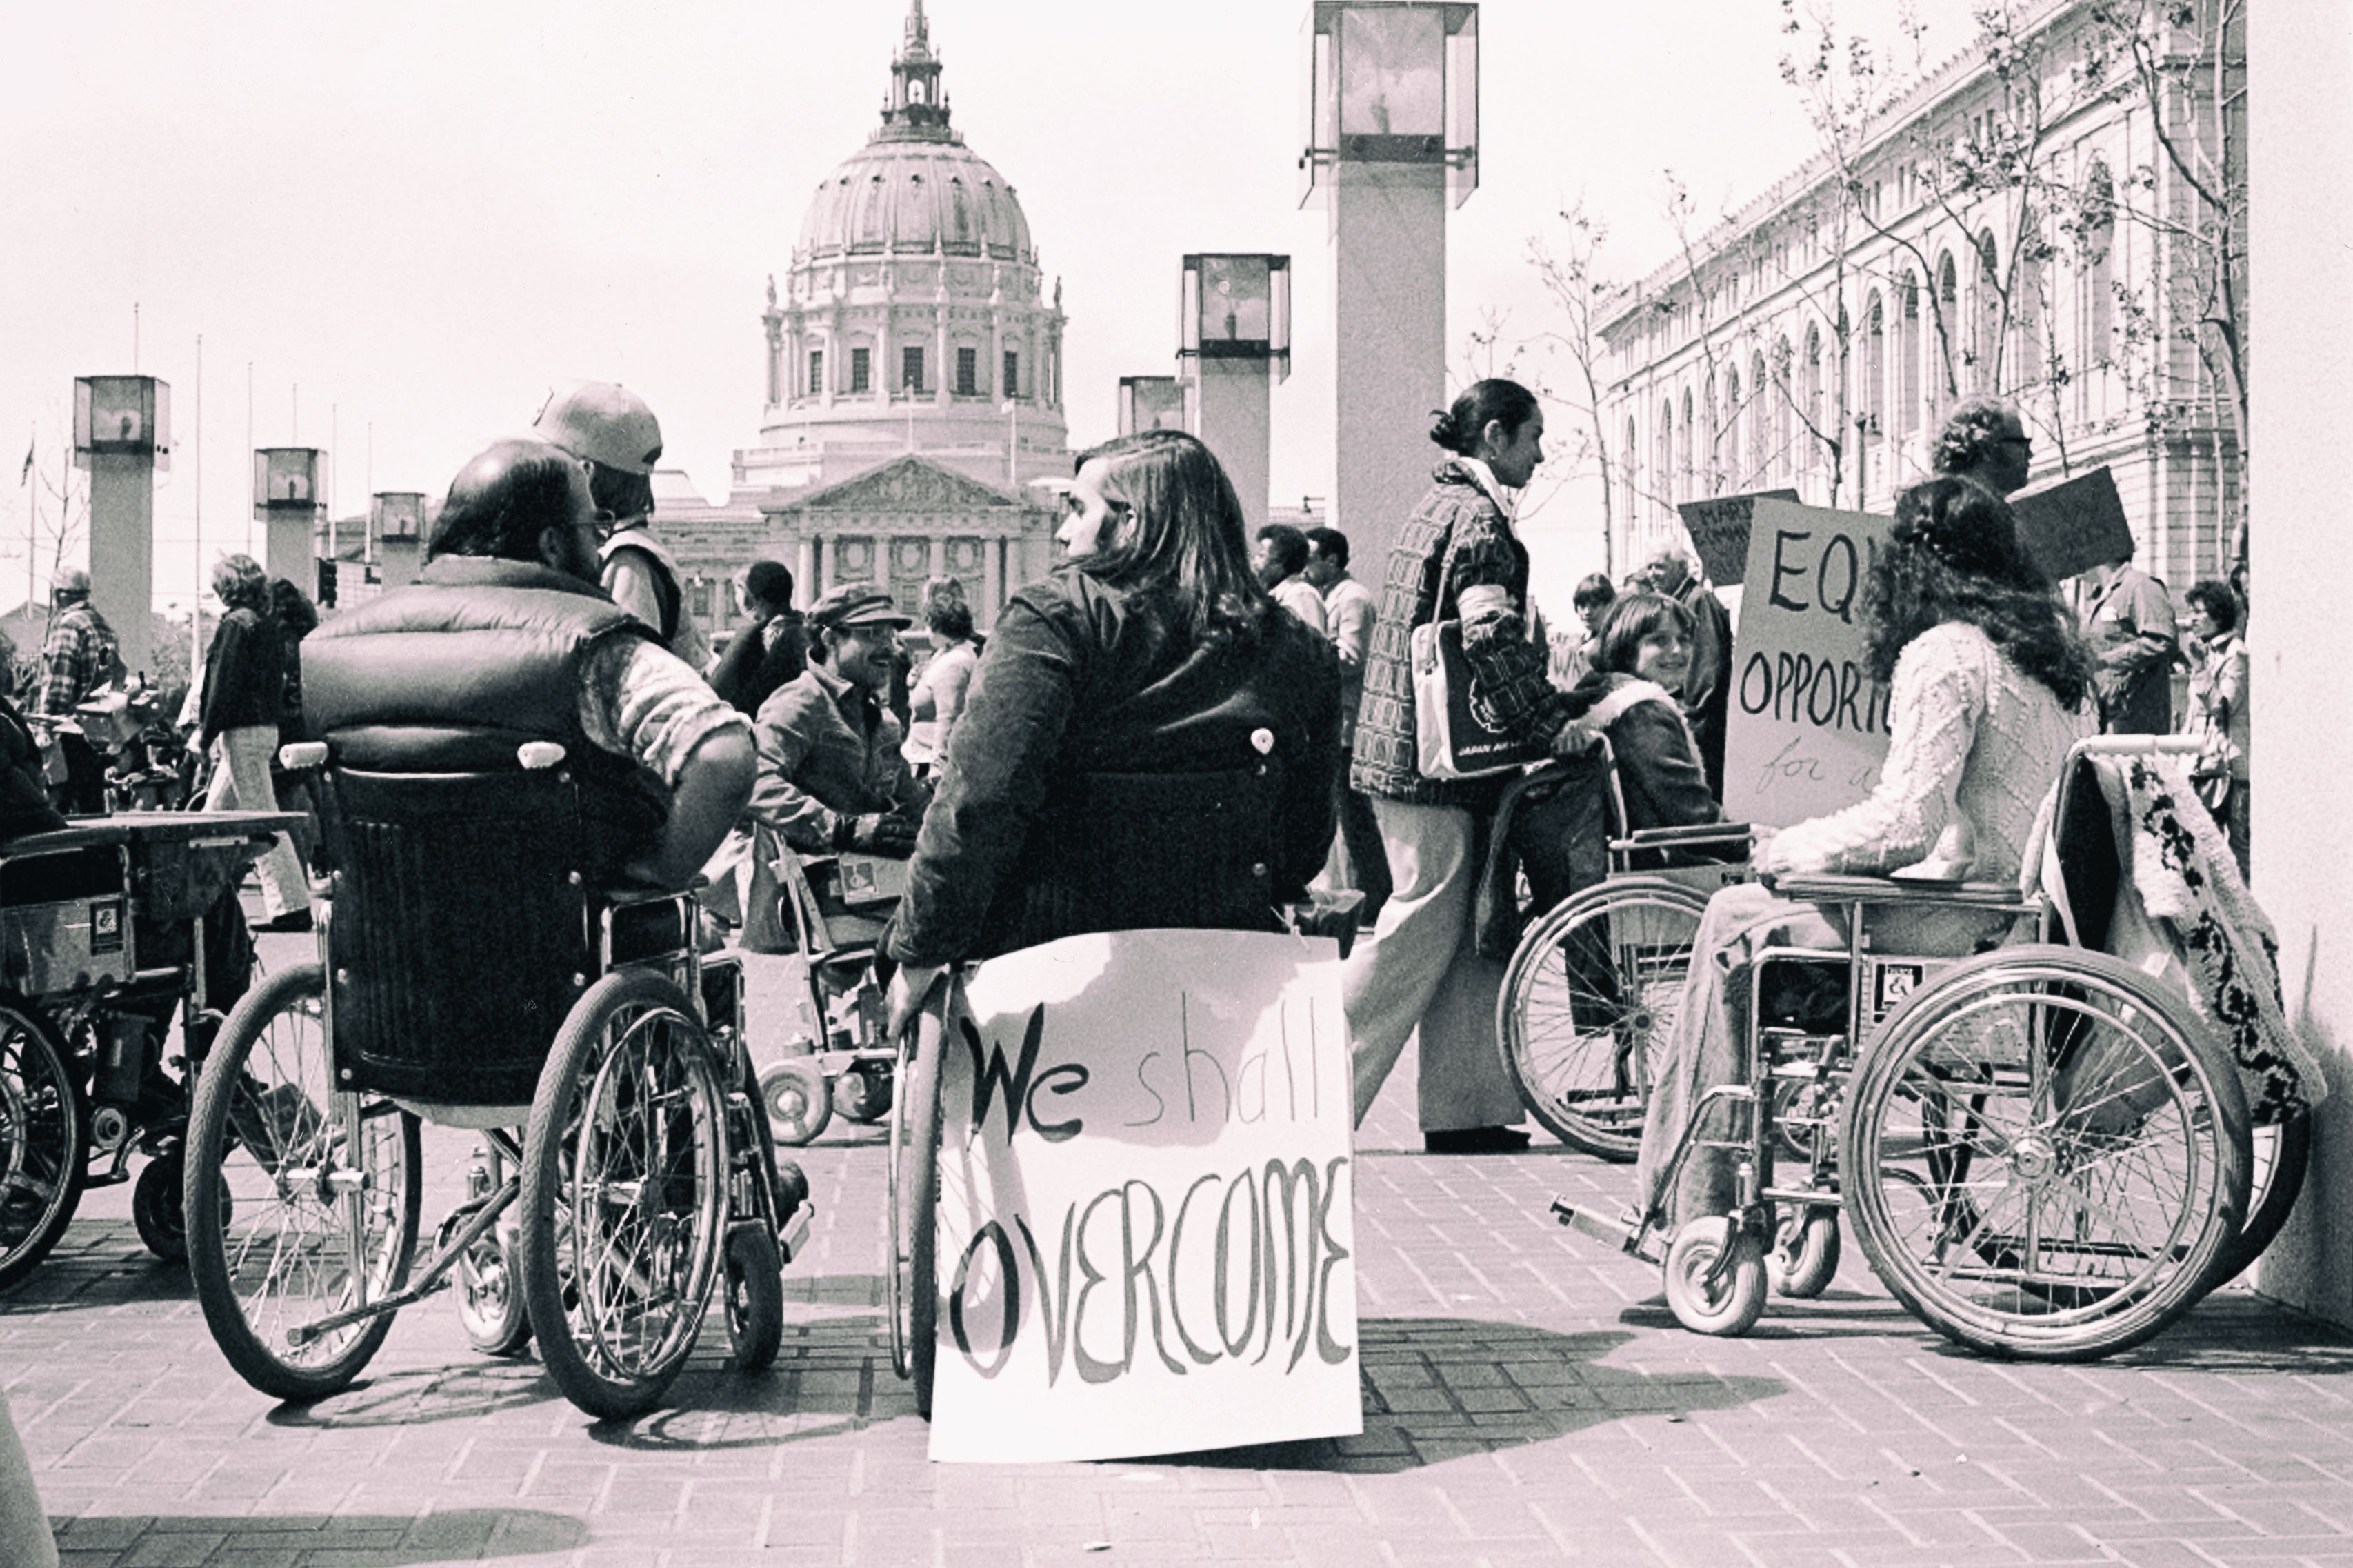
1410,527,1550,780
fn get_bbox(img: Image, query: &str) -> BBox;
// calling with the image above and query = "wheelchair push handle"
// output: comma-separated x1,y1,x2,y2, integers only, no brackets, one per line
2067,734,2201,759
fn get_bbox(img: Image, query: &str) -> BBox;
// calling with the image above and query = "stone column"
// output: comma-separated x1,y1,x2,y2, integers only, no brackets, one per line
797,534,817,610
929,536,947,583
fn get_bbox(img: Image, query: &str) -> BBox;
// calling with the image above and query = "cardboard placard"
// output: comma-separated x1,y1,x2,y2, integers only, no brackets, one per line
1720,500,1897,827
2009,466,2134,583
928,929,1360,1464
1676,490,1802,589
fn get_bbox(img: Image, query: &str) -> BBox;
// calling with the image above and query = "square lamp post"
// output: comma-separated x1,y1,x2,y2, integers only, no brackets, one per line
254,448,321,591
1117,376,1187,436
1301,2,1476,565
1179,254,1290,532
74,375,171,679
371,490,427,590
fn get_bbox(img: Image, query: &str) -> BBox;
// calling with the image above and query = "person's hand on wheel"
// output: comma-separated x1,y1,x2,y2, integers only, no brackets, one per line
839,812,918,856
885,962,947,1038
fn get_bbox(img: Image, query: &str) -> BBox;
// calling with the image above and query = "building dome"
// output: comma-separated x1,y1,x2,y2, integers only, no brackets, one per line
795,138,1032,264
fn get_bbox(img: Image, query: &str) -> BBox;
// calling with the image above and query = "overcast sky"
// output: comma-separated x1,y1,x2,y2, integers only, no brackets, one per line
3,0,1982,614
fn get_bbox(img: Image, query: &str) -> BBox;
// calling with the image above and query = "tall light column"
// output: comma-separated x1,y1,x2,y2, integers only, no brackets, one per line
1118,376,1186,435
1179,254,1290,535
253,448,321,590
370,491,425,592
1303,2,1477,567
74,376,169,679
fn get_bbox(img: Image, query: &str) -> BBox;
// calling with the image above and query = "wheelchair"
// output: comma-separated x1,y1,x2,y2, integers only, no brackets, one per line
182,741,809,1419
755,838,909,1146
1496,740,1755,1158
1556,735,2303,1363
0,811,292,1289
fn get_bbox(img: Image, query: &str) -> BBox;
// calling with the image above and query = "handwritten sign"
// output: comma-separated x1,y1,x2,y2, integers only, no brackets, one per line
1721,499,1897,827
928,929,1360,1464
2009,466,2134,584
1676,489,1802,590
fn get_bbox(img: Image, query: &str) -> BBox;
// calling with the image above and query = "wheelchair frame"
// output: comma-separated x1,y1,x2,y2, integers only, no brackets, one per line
1557,734,2277,1362
182,744,809,1420
757,845,910,1146
1496,738,1756,1158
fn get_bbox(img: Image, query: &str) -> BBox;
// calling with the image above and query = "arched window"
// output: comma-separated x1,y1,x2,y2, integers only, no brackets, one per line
1936,252,1960,394
1679,388,1696,501
1862,293,1886,505
1622,415,1640,527
2081,161,2116,382
1749,350,1770,481
1770,336,1794,481
1801,323,1823,477
1656,399,1674,516
1973,230,2002,387
1897,272,1922,439
2015,241,2045,390
1723,366,1742,488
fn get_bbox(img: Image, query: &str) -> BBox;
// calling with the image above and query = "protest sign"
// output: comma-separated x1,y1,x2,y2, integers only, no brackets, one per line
1676,489,1801,589
927,929,1360,1464
1720,499,1897,827
2009,465,2134,583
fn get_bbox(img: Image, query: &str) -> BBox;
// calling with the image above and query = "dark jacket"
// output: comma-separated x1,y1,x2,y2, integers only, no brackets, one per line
1672,578,1735,796
885,569,1343,967
302,556,665,870
711,614,808,718
199,607,284,747
0,696,67,841
1350,461,1570,810
1565,671,1724,836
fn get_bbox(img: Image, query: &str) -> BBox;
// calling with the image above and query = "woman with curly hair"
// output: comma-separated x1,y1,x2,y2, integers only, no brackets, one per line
1929,394,2034,497
1634,476,2096,1229
200,554,311,931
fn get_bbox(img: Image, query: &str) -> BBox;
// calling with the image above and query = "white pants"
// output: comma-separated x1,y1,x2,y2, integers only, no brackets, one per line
1343,796,1525,1133
206,725,309,921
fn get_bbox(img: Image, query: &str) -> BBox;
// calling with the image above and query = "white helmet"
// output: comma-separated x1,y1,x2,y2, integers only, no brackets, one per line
532,381,663,474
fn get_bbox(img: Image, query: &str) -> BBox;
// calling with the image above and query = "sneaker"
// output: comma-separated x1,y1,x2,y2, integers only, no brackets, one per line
1423,1126,1533,1155
256,909,314,934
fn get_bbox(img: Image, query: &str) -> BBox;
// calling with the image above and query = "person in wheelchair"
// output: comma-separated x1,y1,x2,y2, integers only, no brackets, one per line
883,428,1342,1018
303,436,756,894
1560,591,1725,838
1634,476,2096,1229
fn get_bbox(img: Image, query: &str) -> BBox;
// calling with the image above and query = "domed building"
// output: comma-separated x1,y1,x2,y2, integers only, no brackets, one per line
653,0,1068,633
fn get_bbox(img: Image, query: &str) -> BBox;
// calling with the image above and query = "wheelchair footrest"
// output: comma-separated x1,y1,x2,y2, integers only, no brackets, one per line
777,1202,812,1266
1551,1198,1661,1264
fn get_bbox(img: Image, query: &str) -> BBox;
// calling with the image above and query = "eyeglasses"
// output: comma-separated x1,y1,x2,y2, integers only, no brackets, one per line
1997,435,2035,454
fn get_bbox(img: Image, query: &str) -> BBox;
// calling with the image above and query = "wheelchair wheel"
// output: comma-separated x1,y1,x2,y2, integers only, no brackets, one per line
1771,1207,1841,1298
454,1225,532,1358
833,1059,893,1124
2207,1103,2312,1289
132,1147,228,1264
1842,947,2249,1362
760,1059,832,1147
521,969,728,1422
186,962,423,1401
1499,880,1707,1160
724,1225,784,1373
886,1003,943,1417
1664,1216,1768,1336
0,1003,87,1291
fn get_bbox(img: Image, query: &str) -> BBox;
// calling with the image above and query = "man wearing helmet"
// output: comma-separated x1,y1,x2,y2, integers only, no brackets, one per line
35,566,124,814
532,381,714,672
303,438,754,893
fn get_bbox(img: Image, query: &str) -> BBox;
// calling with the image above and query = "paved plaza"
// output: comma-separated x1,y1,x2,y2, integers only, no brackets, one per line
7,930,2353,1567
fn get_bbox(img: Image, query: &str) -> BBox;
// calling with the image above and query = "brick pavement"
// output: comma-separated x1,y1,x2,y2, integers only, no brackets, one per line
7,934,2353,1567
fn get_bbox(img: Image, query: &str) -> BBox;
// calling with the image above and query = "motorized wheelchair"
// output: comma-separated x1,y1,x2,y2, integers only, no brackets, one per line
1496,738,1756,1159
1556,735,2306,1363
0,810,294,1289
182,741,809,1419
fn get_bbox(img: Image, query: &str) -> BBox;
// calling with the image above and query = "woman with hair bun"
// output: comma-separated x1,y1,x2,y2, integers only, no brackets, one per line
1635,476,2096,1230
1348,376,1583,1154
199,553,312,932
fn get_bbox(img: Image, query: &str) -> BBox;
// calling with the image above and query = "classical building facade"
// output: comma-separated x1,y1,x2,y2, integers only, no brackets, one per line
1597,0,2243,594
652,0,1067,637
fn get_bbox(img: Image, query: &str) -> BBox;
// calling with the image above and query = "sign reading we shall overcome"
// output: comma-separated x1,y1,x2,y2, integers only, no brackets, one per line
1721,499,1899,827
927,929,1360,1464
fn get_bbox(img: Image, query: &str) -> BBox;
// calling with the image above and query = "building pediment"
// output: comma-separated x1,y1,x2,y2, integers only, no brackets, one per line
779,453,1020,516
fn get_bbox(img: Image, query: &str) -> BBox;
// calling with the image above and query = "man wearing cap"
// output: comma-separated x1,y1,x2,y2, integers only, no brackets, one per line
36,566,123,814
532,380,713,672
748,585,930,858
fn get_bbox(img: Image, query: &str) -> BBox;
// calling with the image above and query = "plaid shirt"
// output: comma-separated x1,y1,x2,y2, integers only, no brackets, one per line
1350,461,1568,807
37,599,120,718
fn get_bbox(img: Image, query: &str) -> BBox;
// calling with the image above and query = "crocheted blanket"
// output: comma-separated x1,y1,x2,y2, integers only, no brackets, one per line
2090,754,2325,1118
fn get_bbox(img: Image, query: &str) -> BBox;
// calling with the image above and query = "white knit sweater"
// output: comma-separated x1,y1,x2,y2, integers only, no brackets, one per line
1767,621,2093,883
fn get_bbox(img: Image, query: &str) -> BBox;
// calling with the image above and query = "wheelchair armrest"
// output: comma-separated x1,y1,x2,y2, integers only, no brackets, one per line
1767,871,2027,908
1618,821,1756,848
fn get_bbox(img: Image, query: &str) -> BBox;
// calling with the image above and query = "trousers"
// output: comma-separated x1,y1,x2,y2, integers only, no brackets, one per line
205,725,310,921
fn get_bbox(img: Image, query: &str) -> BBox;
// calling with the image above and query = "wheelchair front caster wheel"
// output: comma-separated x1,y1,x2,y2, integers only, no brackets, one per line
455,1225,532,1357
1771,1207,1841,1298
724,1225,785,1374
1664,1216,1767,1336
135,1149,225,1263
761,1060,833,1146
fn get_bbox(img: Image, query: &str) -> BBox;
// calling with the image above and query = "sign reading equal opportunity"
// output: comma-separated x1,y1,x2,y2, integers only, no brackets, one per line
927,929,1360,1464
1721,499,1899,827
